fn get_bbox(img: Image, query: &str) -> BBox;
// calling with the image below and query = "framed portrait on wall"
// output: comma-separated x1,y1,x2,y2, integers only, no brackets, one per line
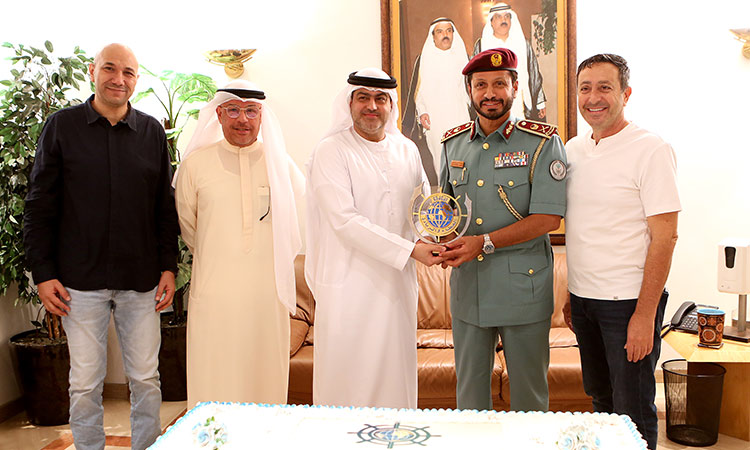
380,0,574,241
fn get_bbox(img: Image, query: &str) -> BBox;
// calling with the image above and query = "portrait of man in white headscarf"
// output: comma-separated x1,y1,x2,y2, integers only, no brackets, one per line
402,17,471,184
397,0,562,134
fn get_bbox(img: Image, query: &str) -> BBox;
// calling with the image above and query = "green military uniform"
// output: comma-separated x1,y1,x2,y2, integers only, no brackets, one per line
440,117,567,411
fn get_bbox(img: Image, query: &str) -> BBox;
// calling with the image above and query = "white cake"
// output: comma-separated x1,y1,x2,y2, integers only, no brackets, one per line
150,402,647,449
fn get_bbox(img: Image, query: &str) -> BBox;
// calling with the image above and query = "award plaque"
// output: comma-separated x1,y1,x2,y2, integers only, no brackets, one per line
410,183,472,247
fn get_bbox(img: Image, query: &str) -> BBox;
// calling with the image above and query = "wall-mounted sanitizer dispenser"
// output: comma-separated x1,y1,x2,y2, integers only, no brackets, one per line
718,238,750,294
718,238,750,338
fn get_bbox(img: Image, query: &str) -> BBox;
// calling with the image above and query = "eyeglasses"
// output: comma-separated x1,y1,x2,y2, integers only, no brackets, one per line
221,105,261,119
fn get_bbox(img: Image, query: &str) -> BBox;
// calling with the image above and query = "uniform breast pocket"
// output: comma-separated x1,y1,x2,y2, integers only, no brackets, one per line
257,186,271,222
448,166,469,190
508,253,550,303
493,170,530,213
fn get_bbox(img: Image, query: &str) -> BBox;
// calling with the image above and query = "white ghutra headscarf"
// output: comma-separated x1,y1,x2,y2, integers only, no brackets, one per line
320,68,406,143
178,79,303,314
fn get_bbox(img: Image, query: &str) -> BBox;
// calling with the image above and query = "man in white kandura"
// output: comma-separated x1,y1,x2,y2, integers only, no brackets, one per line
306,68,444,409
175,80,304,407
410,17,471,180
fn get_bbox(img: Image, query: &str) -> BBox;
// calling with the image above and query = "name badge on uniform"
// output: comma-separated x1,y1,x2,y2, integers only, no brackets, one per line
494,151,528,168
450,160,465,168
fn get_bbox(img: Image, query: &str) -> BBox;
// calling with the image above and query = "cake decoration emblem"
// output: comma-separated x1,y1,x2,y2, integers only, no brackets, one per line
352,422,436,447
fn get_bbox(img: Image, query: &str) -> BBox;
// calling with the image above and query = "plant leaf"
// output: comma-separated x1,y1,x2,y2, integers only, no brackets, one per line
131,87,155,103
0,40,92,307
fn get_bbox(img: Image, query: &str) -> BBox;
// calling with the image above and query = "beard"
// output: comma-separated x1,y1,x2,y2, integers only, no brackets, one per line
472,96,513,121
352,110,388,138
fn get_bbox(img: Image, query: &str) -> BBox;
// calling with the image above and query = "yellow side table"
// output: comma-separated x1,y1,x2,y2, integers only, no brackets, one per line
663,330,750,441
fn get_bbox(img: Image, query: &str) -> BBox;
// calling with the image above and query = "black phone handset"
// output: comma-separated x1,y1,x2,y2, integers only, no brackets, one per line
671,301,696,327
660,301,697,338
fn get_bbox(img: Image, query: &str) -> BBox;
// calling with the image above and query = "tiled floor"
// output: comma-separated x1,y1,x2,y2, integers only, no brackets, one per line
1,386,748,449
0,399,186,450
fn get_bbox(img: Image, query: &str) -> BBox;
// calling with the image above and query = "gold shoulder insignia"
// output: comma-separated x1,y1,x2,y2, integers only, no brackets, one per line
516,120,558,138
441,122,473,143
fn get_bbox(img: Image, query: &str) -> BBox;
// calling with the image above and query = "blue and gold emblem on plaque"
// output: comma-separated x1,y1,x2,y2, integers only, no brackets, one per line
411,183,471,245
351,422,437,447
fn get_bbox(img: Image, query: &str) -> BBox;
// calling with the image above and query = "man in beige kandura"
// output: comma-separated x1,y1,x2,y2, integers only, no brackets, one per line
175,79,304,407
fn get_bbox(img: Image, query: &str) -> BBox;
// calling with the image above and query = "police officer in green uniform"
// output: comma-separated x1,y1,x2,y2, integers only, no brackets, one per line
439,48,567,411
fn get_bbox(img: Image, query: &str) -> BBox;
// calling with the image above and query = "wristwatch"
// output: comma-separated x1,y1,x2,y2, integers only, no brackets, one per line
482,233,495,254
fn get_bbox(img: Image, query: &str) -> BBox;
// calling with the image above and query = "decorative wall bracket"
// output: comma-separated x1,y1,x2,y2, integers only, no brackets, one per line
205,49,257,78
730,29,750,59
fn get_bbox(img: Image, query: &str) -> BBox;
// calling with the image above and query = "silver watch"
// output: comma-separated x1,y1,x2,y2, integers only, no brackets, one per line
482,233,495,254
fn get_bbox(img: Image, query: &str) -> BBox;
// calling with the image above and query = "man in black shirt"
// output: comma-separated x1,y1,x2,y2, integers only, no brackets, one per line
23,43,178,450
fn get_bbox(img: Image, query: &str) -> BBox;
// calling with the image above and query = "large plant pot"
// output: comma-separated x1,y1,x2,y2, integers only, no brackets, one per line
9,329,70,425
159,311,187,401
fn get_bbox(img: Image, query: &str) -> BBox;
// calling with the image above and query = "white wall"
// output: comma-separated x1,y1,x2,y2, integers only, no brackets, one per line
0,290,34,406
576,0,750,324
2,0,382,169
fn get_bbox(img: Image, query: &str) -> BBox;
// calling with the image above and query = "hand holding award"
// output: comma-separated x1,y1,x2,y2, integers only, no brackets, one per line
410,183,472,255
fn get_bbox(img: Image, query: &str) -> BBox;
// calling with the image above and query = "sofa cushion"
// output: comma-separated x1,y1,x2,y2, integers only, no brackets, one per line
417,348,503,408
292,255,315,325
550,251,569,329
549,327,578,348
288,345,314,405
498,346,592,412
290,319,309,356
545,347,590,402
290,255,315,356
416,263,452,330
416,329,454,348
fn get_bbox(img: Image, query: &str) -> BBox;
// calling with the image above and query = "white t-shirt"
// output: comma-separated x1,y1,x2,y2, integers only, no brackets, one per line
565,122,681,300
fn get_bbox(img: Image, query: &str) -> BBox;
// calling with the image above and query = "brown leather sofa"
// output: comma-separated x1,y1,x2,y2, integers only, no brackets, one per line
288,251,592,412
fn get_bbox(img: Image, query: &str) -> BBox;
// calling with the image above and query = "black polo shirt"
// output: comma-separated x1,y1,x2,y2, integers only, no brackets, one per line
23,95,179,292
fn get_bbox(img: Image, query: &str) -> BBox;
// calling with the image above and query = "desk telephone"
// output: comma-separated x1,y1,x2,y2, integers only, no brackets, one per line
661,301,719,337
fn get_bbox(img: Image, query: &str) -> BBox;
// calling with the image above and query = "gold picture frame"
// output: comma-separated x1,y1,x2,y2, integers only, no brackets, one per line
381,0,574,244
381,0,576,140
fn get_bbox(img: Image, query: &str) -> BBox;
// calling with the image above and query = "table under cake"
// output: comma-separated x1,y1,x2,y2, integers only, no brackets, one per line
150,402,647,449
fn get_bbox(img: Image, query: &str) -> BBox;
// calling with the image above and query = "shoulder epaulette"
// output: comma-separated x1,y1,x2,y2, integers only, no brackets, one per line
516,120,558,138
441,122,473,143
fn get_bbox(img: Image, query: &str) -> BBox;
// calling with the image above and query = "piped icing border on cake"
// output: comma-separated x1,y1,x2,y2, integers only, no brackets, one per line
150,401,648,450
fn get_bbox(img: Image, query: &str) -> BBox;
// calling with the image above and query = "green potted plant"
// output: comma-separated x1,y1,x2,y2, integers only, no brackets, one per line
1,41,92,425
133,68,216,400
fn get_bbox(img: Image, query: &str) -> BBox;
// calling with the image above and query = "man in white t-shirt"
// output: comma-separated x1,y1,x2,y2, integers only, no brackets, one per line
563,54,680,450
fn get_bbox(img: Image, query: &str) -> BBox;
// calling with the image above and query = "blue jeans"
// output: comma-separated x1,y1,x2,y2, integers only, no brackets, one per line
62,288,162,450
570,291,668,450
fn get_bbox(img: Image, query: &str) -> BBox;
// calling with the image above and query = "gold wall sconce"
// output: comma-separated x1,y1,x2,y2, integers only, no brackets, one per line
205,49,257,78
730,29,750,59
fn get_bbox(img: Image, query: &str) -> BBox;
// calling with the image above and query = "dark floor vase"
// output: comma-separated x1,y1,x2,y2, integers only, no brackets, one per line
159,311,187,401
10,330,70,426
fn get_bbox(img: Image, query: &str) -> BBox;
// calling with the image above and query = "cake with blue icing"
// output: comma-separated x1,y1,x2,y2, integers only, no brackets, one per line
149,402,647,449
